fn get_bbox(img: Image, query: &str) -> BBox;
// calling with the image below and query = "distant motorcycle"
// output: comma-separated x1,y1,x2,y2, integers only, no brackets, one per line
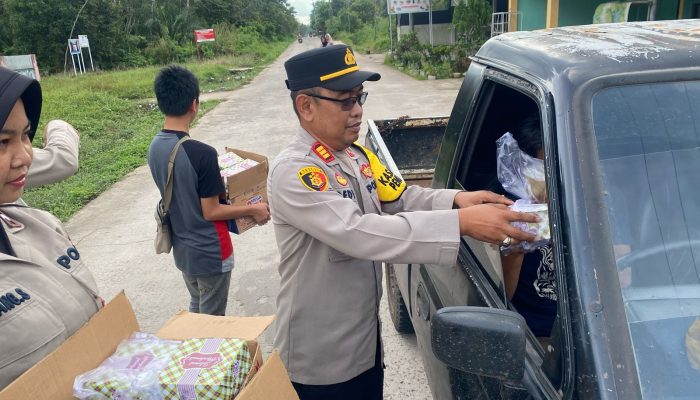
298,37,303,44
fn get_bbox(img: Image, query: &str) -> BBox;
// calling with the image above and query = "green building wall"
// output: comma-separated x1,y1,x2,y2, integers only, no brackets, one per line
518,0,686,31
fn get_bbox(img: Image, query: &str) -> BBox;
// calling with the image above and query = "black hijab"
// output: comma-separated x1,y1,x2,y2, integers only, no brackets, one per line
0,67,43,255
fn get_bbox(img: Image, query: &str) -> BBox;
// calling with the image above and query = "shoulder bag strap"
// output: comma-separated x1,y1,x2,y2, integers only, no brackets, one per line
163,136,190,213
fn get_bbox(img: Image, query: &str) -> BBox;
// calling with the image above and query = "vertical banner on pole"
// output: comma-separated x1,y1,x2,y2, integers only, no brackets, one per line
68,39,81,76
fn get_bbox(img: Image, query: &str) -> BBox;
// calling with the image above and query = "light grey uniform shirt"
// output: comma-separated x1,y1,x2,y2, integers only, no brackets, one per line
269,129,461,385
0,205,100,390
26,120,80,188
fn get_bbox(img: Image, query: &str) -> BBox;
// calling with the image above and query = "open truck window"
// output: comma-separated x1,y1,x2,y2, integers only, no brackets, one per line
454,76,565,391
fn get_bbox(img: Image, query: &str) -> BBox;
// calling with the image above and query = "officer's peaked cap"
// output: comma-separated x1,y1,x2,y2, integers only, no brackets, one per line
0,66,42,142
285,45,380,91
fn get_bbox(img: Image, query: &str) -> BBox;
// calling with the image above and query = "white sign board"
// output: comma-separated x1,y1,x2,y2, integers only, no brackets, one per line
387,0,430,14
78,35,90,48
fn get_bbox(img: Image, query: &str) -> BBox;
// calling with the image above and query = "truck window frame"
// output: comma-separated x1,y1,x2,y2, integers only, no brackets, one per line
451,69,570,398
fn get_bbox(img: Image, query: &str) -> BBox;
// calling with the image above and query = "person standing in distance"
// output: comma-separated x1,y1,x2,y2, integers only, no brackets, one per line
268,45,538,400
147,65,270,316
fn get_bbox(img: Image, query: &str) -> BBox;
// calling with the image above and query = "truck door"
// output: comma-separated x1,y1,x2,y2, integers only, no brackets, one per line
415,69,571,399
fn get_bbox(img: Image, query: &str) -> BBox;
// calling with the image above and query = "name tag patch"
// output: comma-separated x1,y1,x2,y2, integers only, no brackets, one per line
338,189,356,199
0,288,32,317
298,166,329,192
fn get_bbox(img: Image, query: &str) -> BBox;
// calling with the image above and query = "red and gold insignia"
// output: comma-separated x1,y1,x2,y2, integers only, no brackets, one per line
335,172,348,186
312,142,335,163
298,166,329,191
360,163,373,178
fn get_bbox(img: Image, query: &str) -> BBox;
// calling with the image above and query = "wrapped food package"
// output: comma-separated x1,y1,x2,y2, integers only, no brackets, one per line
501,200,551,255
160,338,253,400
74,334,253,400
73,332,180,399
218,152,259,178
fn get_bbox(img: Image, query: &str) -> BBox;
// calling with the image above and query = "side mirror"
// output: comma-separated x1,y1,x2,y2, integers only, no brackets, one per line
431,307,527,380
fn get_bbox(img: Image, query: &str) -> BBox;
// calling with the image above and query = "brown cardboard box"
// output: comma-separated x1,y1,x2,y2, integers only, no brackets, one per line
224,148,268,234
0,292,298,400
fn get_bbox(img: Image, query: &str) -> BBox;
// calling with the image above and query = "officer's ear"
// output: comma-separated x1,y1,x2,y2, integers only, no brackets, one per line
295,92,316,123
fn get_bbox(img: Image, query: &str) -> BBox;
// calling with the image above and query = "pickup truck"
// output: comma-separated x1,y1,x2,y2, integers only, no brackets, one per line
367,20,700,400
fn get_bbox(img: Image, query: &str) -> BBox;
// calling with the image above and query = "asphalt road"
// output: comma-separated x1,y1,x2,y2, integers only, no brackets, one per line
66,39,461,399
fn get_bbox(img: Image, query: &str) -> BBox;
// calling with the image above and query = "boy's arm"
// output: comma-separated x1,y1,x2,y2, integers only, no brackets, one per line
200,196,270,223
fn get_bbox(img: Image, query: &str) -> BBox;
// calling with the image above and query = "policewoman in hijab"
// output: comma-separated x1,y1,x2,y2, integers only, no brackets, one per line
0,66,101,390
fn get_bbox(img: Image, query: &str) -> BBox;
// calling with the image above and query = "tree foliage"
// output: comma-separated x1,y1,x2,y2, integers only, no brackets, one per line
0,0,298,73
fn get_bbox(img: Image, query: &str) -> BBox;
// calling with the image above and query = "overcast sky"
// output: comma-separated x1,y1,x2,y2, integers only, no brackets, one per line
289,0,314,25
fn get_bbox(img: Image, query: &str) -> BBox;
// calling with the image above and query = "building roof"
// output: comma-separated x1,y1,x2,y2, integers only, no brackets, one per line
475,20,700,86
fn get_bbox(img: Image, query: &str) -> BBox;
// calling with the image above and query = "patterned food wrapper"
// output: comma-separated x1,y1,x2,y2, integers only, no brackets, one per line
218,152,246,170
160,338,253,400
73,332,181,400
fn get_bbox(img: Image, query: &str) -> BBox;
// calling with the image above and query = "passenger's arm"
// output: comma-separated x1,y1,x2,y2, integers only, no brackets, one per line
501,252,525,300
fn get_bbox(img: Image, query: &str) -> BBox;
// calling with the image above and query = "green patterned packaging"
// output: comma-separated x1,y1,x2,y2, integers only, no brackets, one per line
160,338,253,400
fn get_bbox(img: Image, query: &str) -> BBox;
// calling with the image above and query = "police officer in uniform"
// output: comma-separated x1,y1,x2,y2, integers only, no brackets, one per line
269,45,538,399
0,67,101,390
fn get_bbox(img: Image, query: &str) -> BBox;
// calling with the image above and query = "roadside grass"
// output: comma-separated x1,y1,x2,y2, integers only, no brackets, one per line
22,40,290,221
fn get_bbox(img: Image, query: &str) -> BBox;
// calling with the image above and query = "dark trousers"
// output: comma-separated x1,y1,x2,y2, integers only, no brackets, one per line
292,332,384,400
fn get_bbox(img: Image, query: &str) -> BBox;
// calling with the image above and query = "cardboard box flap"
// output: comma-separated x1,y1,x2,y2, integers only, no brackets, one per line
237,351,300,400
0,292,139,400
156,312,274,341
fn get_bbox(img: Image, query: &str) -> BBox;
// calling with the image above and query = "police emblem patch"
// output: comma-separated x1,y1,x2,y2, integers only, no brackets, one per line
298,166,329,191
344,48,356,66
312,142,335,163
360,163,373,178
335,172,348,186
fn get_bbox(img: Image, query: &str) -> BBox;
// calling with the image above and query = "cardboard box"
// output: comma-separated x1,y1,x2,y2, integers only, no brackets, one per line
224,148,268,234
0,292,298,400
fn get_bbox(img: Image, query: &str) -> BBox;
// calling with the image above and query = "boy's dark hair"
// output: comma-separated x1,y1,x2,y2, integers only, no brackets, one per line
516,114,543,158
154,65,200,117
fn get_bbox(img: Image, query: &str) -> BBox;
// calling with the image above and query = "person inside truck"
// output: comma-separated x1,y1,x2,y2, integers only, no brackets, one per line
270,44,541,400
0,66,103,390
500,115,558,343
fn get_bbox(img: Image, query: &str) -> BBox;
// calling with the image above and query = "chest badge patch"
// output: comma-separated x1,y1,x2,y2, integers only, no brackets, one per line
298,166,329,191
312,142,335,163
335,172,348,186
360,163,373,179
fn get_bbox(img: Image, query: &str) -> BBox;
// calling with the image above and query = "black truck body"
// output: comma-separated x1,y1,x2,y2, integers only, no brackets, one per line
367,20,700,400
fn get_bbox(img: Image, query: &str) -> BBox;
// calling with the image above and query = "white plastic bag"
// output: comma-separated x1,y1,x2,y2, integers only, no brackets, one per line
496,132,550,253
73,332,180,399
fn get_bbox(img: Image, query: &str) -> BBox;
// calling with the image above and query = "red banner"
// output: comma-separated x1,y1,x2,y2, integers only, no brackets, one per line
194,29,216,43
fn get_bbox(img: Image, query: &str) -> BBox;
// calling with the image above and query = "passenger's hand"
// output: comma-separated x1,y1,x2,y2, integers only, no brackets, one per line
251,203,271,225
457,204,539,244
454,191,513,209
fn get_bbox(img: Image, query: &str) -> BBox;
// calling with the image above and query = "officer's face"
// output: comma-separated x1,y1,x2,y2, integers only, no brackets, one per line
0,99,33,203
302,85,364,151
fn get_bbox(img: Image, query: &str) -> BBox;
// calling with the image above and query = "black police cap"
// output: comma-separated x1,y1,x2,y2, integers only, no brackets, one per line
285,45,380,91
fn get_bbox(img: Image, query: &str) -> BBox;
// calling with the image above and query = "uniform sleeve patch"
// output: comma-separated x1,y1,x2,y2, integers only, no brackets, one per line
298,166,329,191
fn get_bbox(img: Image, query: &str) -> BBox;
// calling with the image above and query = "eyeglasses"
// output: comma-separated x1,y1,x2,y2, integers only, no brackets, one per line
306,92,368,111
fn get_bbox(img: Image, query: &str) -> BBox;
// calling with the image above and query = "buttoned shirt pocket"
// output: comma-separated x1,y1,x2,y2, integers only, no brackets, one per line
0,283,66,371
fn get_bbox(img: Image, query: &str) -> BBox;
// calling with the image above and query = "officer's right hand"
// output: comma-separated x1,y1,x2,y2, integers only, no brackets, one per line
251,202,271,225
457,204,538,245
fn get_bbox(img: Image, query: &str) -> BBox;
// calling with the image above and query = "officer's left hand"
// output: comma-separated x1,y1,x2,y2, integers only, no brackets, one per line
454,190,513,209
